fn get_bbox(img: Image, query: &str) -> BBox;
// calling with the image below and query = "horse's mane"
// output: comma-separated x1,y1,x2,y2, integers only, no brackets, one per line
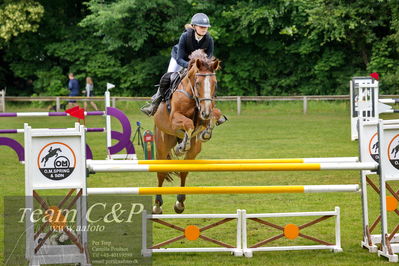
188,49,218,70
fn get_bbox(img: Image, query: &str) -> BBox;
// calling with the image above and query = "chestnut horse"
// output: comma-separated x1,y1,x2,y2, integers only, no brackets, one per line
152,50,222,214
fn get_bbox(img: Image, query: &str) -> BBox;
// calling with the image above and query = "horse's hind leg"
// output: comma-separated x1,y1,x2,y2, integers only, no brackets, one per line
174,174,187,213
174,139,202,213
153,127,177,214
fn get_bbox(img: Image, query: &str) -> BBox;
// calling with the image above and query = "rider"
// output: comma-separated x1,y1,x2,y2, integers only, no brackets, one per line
141,13,214,116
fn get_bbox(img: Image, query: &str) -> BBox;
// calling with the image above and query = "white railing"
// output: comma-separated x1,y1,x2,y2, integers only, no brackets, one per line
2,95,349,114
3,94,397,114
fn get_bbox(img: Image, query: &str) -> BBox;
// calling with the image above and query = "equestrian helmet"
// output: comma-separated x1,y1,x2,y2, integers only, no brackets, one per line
191,13,211,27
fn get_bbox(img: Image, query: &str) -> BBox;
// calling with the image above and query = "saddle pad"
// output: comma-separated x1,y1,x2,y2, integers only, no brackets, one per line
164,70,187,111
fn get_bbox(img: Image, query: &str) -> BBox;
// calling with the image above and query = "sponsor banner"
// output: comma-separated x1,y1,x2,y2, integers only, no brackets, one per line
37,142,76,181
368,132,379,163
388,134,399,170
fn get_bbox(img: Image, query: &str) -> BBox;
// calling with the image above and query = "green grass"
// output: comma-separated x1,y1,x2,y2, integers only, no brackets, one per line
0,100,396,265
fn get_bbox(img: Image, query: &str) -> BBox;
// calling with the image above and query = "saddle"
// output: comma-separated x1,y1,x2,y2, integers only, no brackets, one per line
160,69,187,112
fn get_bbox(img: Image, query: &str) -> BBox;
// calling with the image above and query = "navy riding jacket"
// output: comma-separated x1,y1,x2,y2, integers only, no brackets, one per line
171,28,214,68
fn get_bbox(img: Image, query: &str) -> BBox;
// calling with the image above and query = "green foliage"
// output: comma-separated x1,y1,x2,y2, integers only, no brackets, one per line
78,0,190,95
80,0,181,51
0,0,44,44
33,66,68,96
0,0,399,96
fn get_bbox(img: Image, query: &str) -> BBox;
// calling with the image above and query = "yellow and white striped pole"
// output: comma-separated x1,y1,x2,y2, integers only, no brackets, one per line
87,162,377,173
88,157,359,165
87,184,360,195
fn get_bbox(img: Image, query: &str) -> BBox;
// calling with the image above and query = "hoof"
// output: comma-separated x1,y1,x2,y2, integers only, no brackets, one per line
174,145,186,156
152,205,163,214
183,141,191,152
175,143,190,156
216,115,228,126
174,201,185,214
184,145,191,152
199,129,212,142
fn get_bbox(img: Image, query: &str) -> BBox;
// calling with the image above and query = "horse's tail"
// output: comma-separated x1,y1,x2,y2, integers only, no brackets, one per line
164,153,180,182
164,173,174,182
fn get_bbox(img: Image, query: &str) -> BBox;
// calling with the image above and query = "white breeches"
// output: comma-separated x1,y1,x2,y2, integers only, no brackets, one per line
167,57,183,72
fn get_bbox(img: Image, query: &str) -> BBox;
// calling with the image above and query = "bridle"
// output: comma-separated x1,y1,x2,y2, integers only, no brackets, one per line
177,72,216,110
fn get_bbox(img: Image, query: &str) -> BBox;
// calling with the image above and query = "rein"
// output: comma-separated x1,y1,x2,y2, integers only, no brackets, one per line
176,72,216,110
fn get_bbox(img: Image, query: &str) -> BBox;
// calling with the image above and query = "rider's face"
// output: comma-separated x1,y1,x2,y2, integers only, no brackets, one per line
194,26,208,36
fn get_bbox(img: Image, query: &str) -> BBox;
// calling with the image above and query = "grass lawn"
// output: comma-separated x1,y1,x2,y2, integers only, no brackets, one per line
0,100,395,265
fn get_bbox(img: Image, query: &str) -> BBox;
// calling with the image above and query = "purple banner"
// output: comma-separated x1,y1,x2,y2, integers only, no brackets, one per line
86,144,93,159
111,131,135,154
0,137,24,161
106,107,133,155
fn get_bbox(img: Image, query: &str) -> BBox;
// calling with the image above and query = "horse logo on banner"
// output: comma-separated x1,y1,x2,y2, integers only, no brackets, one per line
37,142,76,180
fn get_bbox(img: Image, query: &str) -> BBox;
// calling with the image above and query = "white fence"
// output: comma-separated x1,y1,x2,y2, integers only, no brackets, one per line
0,90,5,112
0,94,347,114
141,208,342,257
2,94,398,114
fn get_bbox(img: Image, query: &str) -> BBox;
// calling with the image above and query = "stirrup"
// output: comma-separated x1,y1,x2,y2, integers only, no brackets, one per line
140,103,156,117
216,115,228,126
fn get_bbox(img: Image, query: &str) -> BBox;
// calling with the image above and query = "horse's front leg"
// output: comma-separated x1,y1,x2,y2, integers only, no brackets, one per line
171,112,194,155
210,106,228,126
175,129,194,155
198,108,222,142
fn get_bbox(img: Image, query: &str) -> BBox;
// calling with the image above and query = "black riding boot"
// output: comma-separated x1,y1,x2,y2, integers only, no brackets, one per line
140,86,163,116
141,73,172,117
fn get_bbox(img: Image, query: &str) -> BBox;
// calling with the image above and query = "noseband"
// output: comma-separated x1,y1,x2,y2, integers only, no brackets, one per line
177,72,216,110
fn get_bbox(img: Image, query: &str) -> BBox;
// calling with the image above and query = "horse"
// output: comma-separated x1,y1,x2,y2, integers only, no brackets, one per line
391,142,399,157
41,147,62,167
372,141,379,153
152,49,222,214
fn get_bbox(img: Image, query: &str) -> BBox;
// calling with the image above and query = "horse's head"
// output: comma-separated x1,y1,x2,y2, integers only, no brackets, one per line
188,50,220,120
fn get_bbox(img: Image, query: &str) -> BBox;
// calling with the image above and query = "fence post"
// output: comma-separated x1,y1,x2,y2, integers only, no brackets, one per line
56,97,60,112
303,96,308,114
112,97,116,108
237,96,241,115
0,90,5,112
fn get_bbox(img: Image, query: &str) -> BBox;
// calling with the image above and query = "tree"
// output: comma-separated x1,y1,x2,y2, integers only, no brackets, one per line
304,0,399,93
79,0,192,95
0,0,44,91
1,0,399,96
0,0,44,44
